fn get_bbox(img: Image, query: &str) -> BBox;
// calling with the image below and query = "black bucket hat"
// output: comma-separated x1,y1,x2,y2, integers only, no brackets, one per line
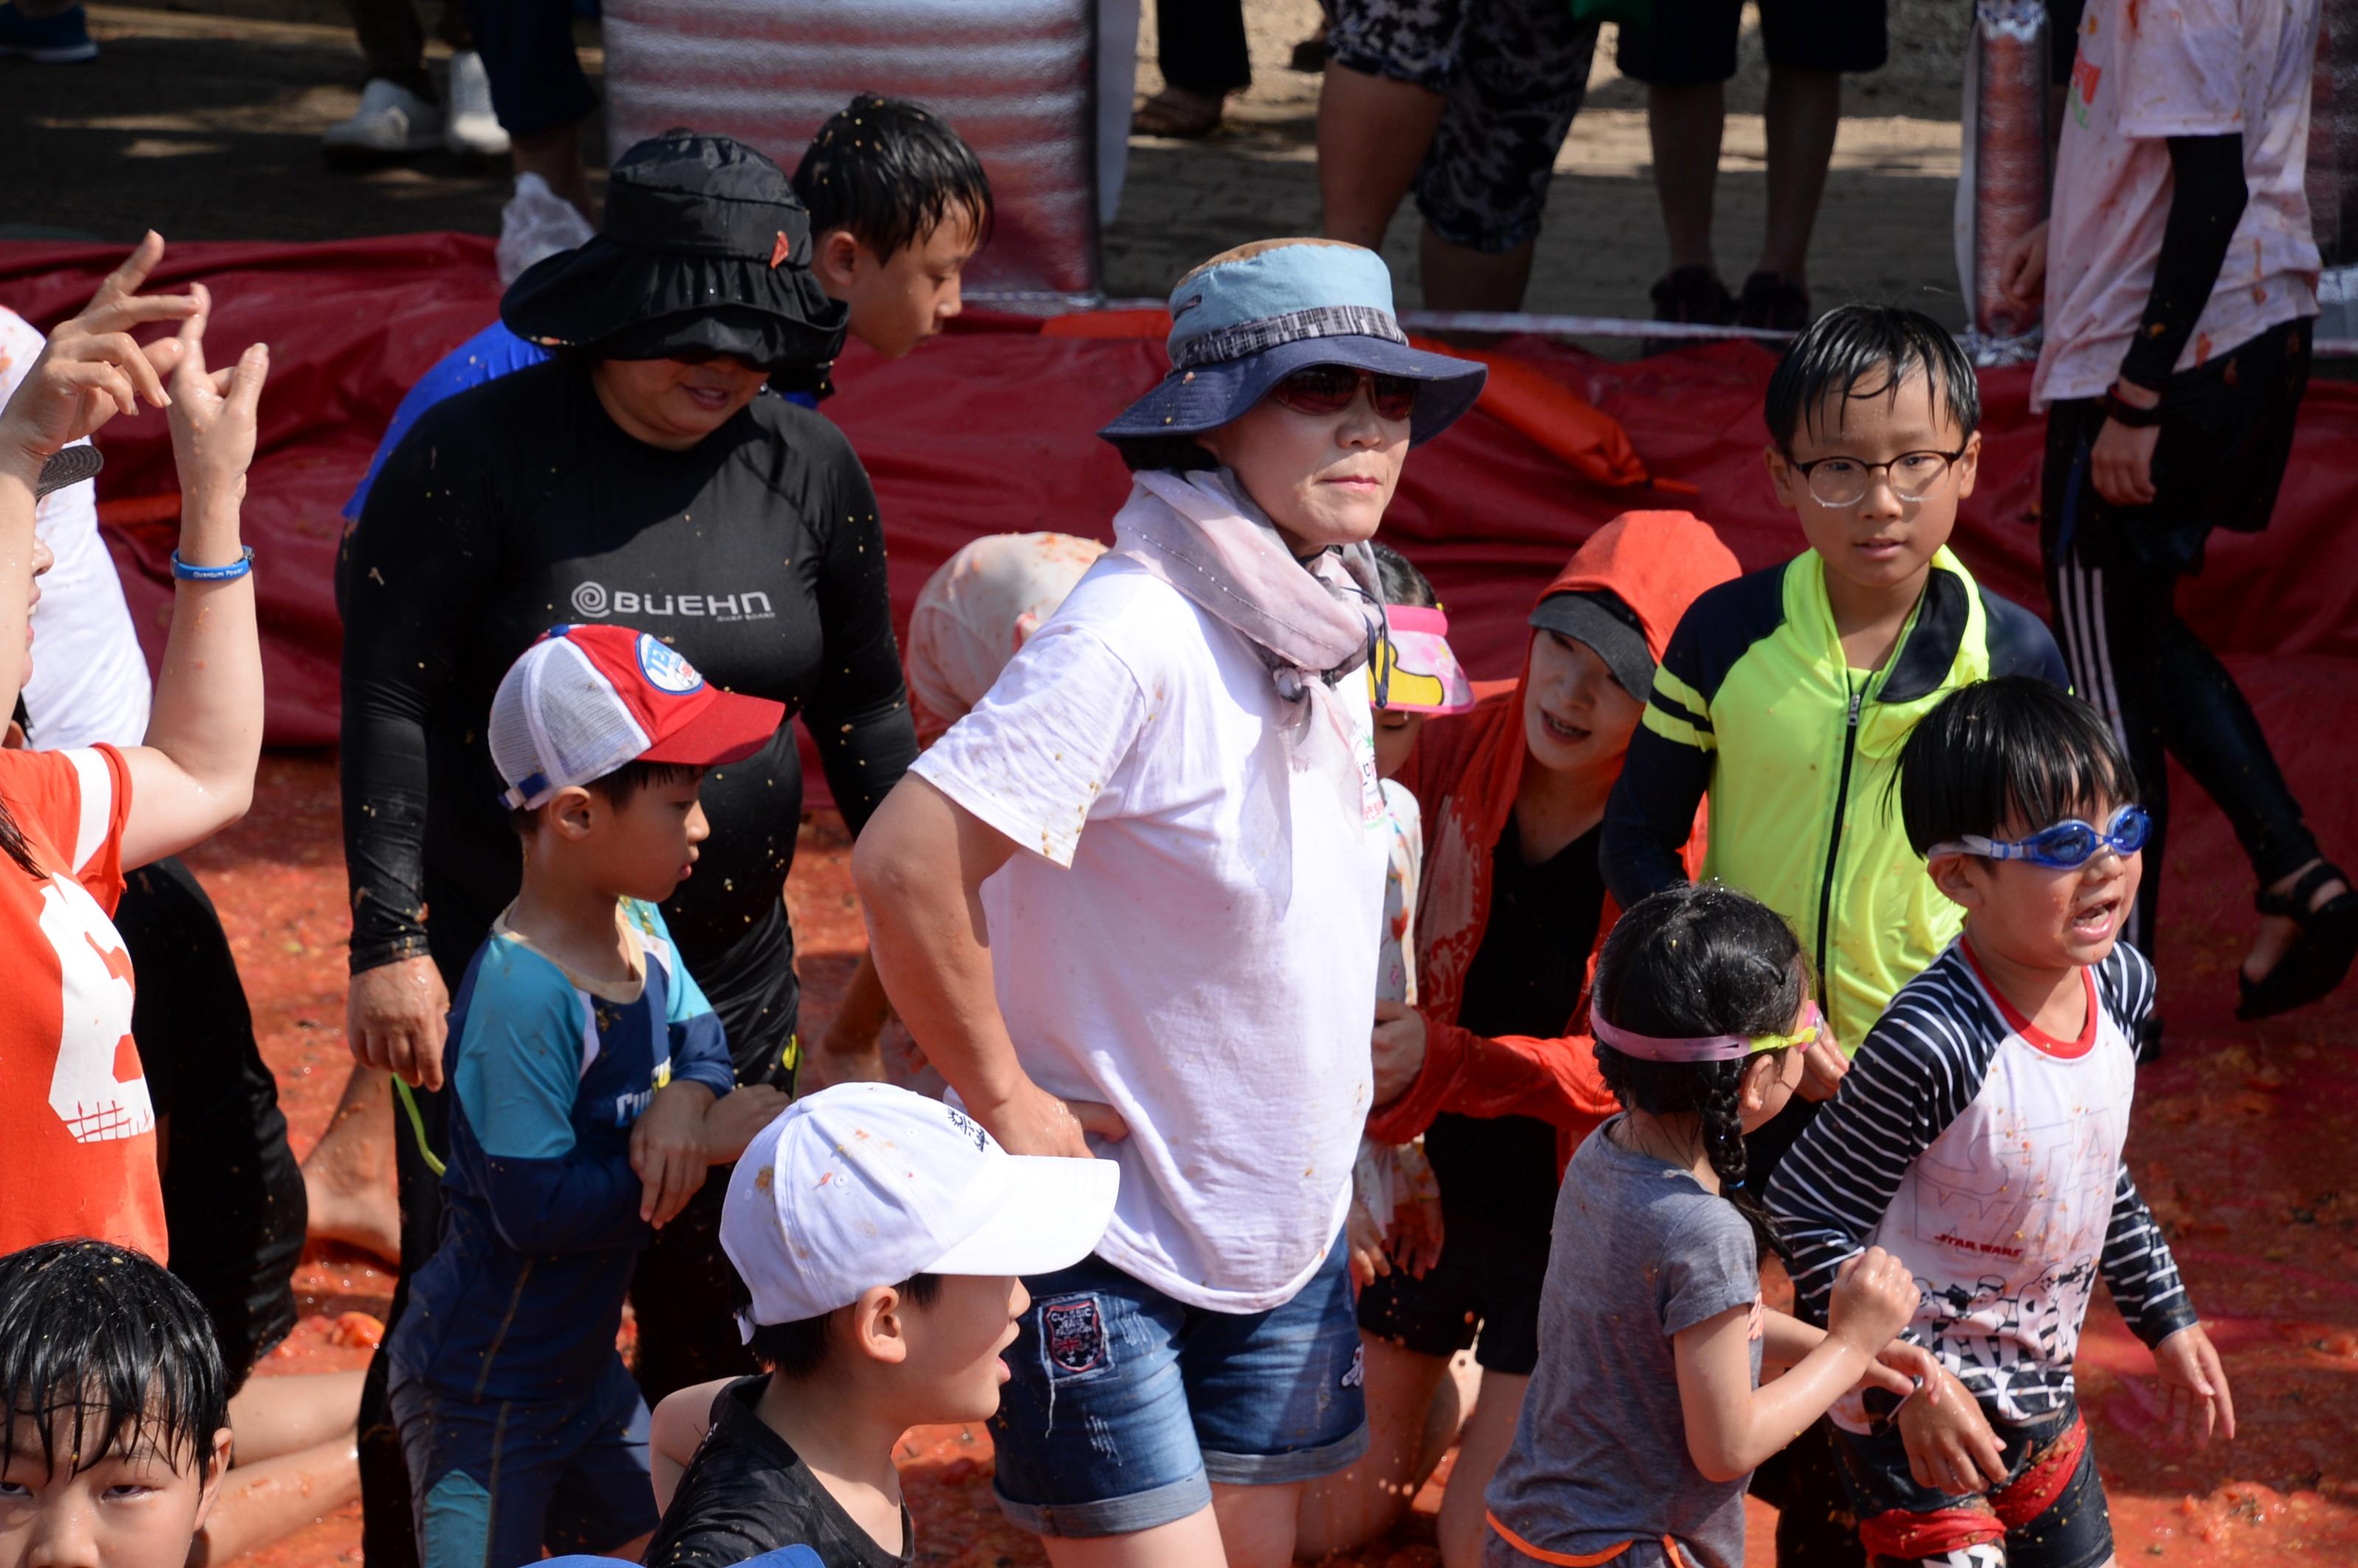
502,132,850,371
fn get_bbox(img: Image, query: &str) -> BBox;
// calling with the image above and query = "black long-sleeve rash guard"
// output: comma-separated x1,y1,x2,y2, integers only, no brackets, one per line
2118,133,2250,393
337,359,918,1082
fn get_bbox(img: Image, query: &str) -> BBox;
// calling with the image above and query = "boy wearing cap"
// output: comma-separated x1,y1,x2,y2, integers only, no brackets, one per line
641,1083,1118,1568
384,624,790,1568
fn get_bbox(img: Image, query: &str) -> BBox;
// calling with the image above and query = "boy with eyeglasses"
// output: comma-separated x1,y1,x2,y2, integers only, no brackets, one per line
1600,304,2067,1564
1769,676,2231,1568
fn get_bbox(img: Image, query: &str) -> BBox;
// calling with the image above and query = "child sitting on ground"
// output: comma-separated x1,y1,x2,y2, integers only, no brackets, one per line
0,1239,234,1568
1483,882,1934,1568
1346,542,1473,1289
642,1082,1119,1568
1771,678,2231,1568
384,624,791,1568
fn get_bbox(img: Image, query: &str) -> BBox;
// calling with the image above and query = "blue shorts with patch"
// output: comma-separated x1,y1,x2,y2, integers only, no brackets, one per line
988,1230,1368,1538
388,1354,657,1568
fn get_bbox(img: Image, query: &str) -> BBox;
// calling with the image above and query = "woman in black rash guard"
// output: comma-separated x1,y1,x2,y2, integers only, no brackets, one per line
337,132,918,1568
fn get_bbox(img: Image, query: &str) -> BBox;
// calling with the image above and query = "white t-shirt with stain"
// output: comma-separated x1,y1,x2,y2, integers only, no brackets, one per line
914,553,1388,1313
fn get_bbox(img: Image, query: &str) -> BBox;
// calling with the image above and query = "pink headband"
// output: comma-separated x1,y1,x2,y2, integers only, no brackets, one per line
1371,605,1477,715
1589,1001,1824,1063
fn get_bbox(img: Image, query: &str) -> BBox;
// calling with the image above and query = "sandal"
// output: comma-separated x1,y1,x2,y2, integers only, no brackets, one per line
1132,87,1225,139
2236,860,2358,1021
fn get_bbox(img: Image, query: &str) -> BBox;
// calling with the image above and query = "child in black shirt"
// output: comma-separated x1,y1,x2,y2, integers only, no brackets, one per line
643,1085,1118,1568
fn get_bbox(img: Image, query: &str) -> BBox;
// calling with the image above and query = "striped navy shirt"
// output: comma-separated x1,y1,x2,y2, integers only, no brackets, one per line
1768,940,2197,1426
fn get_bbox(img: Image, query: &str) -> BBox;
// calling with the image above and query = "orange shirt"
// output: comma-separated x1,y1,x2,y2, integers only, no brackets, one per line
0,743,164,1261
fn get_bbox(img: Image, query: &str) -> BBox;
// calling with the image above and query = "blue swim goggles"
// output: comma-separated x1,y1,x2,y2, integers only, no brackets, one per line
1930,804,2152,869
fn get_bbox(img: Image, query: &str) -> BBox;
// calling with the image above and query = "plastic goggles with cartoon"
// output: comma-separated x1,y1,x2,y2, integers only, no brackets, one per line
1368,606,1477,715
1590,1000,1825,1063
1928,804,2151,870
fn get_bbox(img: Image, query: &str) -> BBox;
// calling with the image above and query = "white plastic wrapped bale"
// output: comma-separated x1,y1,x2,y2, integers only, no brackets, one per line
601,0,1103,298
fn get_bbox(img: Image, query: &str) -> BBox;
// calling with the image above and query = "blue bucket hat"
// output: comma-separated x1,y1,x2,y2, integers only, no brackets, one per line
1099,239,1486,450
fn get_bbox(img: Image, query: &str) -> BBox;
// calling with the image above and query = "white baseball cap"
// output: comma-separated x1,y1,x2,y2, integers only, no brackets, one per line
721,1083,1120,1332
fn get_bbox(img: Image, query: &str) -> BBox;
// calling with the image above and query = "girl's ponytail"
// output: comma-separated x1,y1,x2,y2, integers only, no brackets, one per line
1592,882,1807,1262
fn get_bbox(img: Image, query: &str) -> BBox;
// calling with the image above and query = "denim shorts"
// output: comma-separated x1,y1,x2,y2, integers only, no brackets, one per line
1833,1400,2111,1568
987,1231,1369,1538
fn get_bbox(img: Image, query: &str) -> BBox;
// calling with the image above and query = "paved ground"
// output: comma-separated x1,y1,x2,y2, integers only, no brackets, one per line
7,0,1971,327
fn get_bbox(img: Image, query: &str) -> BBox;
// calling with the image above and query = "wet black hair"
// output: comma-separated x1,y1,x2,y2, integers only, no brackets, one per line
1590,883,1809,1261
791,94,996,263
1895,676,2140,855
736,1269,945,1381
1763,304,1981,455
1371,542,1438,609
0,1239,227,1480
507,757,706,836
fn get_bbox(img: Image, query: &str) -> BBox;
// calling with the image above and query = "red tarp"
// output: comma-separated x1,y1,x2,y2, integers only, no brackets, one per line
3,236,2352,1029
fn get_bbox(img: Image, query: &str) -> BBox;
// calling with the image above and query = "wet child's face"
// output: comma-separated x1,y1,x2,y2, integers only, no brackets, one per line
1765,365,1980,601
0,1413,231,1568
826,208,984,361
536,769,712,903
1373,709,1426,780
1934,794,2144,973
903,1275,1029,1426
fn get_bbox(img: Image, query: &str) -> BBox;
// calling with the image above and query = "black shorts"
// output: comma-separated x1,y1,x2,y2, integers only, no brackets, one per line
1329,0,1600,253
120,858,307,1393
1355,1205,1551,1376
1616,0,1888,86
2041,317,2311,577
1833,1401,2111,1568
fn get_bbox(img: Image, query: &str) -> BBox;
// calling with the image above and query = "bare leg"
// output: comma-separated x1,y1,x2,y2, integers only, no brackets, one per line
1208,1480,1305,1568
1436,1370,1528,1568
514,122,595,223
1295,1336,1455,1557
1419,226,1539,314
1041,1505,1229,1567
1757,65,1841,284
225,1372,365,1464
805,951,893,1089
1646,81,1726,274
2245,856,2353,981
1318,62,1447,251
189,1438,360,1568
301,1065,399,1262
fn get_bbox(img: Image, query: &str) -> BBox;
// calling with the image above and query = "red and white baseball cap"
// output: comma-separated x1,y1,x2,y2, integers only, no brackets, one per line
489,623,786,810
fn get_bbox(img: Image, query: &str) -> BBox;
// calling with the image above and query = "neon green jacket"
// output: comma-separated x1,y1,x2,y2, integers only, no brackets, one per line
1599,547,2068,1051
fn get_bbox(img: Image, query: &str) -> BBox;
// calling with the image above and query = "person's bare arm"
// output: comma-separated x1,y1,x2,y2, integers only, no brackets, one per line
648,1378,733,1513
116,287,267,869
852,774,1125,1158
1674,1248,1920,1483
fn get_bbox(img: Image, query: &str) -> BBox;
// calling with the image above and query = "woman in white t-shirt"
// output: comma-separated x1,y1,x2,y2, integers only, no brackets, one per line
853,238,1483,1568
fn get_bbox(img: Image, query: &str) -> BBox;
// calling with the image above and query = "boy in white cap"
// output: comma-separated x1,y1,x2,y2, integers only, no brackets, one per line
384,623,792,1568
643,1082,1119,1568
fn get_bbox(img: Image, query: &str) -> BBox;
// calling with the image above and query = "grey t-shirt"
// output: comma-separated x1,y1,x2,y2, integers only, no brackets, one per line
1483,1118,1763,1568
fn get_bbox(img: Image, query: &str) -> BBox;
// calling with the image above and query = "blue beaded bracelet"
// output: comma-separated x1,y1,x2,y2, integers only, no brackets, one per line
170,547,255,582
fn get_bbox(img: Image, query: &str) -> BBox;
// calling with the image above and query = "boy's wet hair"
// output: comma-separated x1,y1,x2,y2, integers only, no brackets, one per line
1591,883,1808,1261
1896,676,2139,855
791,94,995,262
734,1269,943,1380
1371,542,1438,609
0,1240,227,1480
1763,303,1981,455
507,757,704,836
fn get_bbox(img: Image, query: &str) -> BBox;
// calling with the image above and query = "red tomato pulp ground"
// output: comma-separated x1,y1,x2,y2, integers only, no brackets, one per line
206,756,2358,1568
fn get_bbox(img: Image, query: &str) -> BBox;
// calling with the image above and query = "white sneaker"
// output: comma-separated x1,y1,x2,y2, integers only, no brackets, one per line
322,77,443,155
443,50,511,159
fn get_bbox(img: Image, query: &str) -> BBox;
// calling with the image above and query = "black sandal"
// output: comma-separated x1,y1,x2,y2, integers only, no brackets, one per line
2236,861,2358,1021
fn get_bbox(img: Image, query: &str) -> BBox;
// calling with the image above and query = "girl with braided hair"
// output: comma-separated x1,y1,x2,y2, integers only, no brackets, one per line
1480,883,1935,1568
